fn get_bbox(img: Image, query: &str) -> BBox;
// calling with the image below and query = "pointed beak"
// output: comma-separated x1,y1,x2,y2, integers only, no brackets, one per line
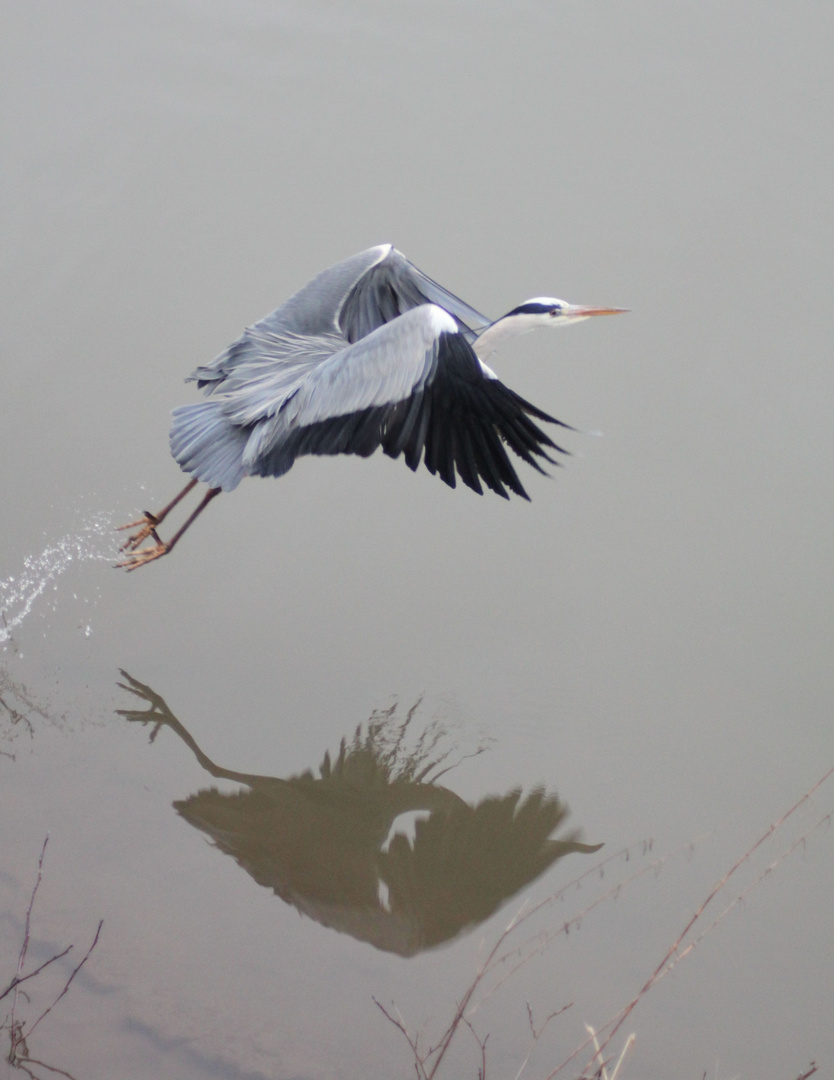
565,304,629,317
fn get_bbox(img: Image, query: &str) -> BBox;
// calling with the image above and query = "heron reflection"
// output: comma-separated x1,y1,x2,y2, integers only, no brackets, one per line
117,671,601,956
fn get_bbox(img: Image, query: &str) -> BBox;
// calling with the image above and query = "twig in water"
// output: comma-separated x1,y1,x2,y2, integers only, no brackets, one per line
373,997,429,1080
23,920,103,1044
0,949,73,1006
583,1023,635,1080
580,764,834,1075
511,1002,573,1080
8,837,49,1050
2,837,103,1075
373,837,666,1079
461,1016,488,1080
542,766,834,1080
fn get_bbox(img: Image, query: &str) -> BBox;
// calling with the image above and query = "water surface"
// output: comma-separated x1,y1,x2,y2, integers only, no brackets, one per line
2,3,833,1078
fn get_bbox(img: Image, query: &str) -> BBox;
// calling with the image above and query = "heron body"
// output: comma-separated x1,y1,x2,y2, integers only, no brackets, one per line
118,245,624,568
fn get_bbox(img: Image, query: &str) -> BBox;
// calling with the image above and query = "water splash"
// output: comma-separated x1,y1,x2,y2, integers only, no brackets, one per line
0,512,119,646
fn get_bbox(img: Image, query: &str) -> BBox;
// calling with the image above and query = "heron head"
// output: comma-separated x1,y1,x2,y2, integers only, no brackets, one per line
474,296,627,361
502,298,628,327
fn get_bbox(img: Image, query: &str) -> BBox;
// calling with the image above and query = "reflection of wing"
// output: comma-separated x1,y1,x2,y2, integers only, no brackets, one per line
174,780,600,955
174,778,460,956
381,787,602,949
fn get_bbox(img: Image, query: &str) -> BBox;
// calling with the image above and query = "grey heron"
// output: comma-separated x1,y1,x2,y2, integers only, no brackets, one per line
117,245,624,569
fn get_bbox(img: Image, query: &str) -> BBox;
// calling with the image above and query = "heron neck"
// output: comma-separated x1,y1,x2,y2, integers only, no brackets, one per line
472,313,544,362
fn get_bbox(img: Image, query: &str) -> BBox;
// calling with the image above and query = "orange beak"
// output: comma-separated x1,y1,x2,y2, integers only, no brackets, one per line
566,305,629,317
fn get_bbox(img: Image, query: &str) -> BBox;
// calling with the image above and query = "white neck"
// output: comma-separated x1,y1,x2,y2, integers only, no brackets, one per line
473,312,553,362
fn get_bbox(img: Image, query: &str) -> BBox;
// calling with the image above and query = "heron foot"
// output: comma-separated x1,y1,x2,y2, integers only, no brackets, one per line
117,512,160,552
115,540,169,571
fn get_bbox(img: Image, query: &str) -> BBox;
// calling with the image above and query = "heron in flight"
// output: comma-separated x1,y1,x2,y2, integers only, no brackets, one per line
117,245,624,568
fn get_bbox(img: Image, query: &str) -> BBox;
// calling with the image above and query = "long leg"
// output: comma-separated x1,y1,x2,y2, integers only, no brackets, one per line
118,477,199,552
116,487,221,570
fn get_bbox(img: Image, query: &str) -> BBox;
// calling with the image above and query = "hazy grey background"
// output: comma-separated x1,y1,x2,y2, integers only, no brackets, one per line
2,2,833,1078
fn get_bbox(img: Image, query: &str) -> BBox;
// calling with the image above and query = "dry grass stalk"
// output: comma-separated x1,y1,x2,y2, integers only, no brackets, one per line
1,838,103,1078
559,763,834,1079
377,764,832,1080
582,1024,635,1080
373,835,672,1078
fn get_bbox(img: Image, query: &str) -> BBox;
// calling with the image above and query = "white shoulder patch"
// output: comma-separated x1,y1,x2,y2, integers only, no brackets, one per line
426,304,459,336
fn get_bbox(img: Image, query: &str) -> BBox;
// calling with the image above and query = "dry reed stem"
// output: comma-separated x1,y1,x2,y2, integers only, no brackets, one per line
377,764,832,1080
470,834,716,1016
541,766,834,1080
23,920,103,1045
574,763,834,1076
583,1024,635,1080
374,835,674,1078
2,838,103,1074
7,837,49,1050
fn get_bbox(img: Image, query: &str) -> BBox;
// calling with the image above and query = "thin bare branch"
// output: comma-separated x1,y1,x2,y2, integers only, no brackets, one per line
542,770,834,1080
461,1016,488,1080
25,921,103,1042
373,998,428,1080
512,1002,573,1080
0,947,73,1004
660,811,833,981
471,833,716,1017
587,765,834,1071
14,1055,80,1080
9,837,49,1055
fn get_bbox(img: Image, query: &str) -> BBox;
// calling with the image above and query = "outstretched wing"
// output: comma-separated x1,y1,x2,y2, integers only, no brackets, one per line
187,245,492,392
239,306,569,500
171,304,455,493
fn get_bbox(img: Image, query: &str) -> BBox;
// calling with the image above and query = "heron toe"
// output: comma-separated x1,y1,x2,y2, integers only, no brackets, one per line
116,541,169,571
117,513,160,552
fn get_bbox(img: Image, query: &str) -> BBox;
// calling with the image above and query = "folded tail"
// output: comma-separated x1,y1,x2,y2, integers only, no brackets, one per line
169,402,249,492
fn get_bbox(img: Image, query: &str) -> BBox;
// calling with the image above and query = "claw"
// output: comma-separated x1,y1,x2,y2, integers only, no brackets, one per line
117,513,161,552
114,481,218,570
117,513,158,531
115,541,169,571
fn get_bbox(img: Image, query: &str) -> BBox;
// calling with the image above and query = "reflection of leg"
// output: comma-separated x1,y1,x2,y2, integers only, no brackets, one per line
116,487,221,570
116,669,259,784
117,477,199,552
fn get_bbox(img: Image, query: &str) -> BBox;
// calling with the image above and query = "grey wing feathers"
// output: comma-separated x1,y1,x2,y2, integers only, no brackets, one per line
236,305,454,470
170,305,452,491
186,246,390,391
250,330,567,500
186,245,490,391
337,246,491,343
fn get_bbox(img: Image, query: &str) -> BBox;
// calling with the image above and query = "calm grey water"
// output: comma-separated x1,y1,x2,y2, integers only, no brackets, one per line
2,3,833,1078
